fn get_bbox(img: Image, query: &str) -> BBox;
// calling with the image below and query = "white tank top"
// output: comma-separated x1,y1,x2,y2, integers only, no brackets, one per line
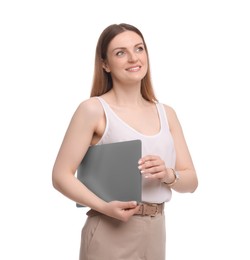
95,97,176,203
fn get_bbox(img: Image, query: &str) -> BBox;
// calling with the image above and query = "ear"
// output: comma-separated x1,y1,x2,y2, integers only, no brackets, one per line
102,60,111,73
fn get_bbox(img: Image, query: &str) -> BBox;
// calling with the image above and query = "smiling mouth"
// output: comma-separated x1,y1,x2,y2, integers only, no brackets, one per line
126,66,141,72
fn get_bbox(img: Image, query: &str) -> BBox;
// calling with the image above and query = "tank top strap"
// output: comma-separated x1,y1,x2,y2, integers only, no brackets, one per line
95,96,110,111
96,97,170,133
156,102,170,132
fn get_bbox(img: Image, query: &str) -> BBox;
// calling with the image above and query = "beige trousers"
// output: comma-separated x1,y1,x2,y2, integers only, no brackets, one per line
79,211,166,260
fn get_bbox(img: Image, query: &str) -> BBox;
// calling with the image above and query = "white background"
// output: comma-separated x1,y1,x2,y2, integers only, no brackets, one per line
1,0,249,259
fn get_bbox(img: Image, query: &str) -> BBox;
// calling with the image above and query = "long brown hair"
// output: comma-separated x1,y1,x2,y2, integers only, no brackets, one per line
90,23,158,102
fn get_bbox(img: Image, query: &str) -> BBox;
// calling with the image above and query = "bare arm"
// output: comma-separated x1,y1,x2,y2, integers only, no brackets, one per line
52,98,139,221
138,105,198,193
52,98,106,208
166,105,198,193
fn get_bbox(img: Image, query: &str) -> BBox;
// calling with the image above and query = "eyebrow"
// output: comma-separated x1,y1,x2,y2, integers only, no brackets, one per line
111,42,144,53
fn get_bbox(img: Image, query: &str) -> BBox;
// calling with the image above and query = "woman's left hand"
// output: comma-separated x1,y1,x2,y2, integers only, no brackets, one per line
138,155,173,183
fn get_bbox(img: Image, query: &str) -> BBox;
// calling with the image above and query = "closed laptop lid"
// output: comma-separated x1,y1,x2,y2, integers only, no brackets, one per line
76,139,142,207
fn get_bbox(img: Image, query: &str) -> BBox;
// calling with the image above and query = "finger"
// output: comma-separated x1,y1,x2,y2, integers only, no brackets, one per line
138,155,159,165
141,165,165,174
138,160,156,171
121,205,140,219
123,204,140,214
143,171,166,180
118,201,138,209
139,158,163,170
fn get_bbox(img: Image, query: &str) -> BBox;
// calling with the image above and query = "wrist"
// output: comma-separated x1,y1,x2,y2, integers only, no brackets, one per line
164,168,180,187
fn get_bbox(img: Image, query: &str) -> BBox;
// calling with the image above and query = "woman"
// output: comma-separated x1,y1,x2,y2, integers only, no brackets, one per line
52,23,198,260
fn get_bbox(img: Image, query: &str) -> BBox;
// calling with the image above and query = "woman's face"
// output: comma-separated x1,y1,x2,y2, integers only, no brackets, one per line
103,30,148,85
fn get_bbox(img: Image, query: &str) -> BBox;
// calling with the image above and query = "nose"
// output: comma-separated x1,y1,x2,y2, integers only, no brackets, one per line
127,51,138,63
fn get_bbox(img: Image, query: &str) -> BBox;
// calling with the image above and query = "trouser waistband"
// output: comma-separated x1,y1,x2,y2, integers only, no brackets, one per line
135,202,164,217
86,202,164,218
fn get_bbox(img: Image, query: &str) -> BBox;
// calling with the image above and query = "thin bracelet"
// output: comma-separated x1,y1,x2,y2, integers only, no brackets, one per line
164,168,180,187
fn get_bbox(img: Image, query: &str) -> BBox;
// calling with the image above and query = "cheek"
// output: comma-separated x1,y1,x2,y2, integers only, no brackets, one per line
142,58,148,72
141,54,148,66
109,59,123,70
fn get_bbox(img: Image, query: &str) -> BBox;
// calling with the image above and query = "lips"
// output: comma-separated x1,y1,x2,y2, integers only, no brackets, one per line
126,66,141,72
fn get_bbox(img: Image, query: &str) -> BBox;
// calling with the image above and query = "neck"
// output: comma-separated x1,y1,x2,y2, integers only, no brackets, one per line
109,84,145,107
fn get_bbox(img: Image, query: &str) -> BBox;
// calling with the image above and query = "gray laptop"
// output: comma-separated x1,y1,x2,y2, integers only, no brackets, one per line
76,139,142,207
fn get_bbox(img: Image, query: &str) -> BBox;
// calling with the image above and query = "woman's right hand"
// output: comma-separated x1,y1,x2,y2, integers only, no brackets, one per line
102,201,140,222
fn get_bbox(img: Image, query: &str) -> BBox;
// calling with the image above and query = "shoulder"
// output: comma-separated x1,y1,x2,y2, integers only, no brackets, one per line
161,103,180,130
77,97,102,115
73,97,104,123
161,103,178,120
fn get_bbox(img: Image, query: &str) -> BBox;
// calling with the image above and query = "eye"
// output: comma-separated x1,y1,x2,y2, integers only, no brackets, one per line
116,50,125,56
136,46,144,52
